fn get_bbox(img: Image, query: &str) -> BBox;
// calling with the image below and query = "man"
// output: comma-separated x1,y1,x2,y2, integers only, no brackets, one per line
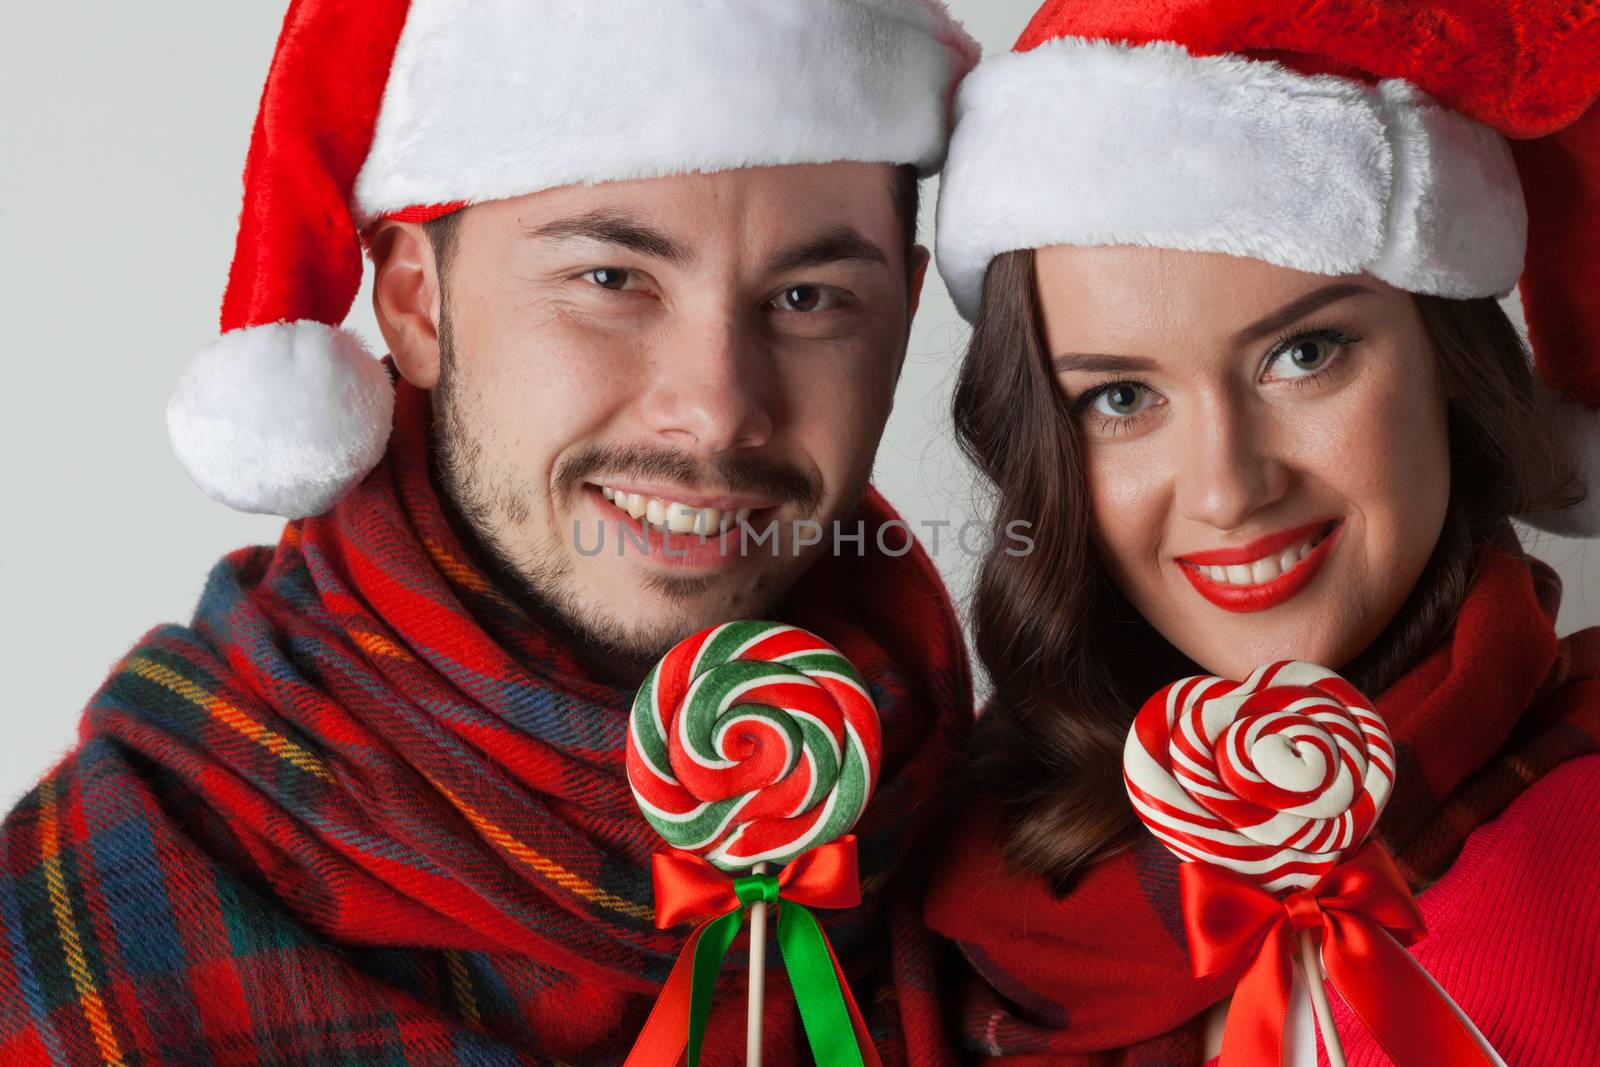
0,2,977,1064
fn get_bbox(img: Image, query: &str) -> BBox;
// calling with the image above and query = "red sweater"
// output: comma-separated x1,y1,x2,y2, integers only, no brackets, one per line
1206,754,1600,1066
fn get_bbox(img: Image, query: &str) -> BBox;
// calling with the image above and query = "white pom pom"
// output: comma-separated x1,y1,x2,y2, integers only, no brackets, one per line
166,321,394,518
1519,393,1600,538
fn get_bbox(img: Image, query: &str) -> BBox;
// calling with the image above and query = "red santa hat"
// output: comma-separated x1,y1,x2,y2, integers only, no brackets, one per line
168,0,980,518
936,0,1600,534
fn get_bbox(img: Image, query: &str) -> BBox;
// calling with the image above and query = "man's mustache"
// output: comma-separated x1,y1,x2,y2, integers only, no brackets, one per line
553,446,822,514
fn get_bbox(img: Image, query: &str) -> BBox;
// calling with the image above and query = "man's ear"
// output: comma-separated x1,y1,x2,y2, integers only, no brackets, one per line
892,244,934,379
370,219,446,390
907,244,931,326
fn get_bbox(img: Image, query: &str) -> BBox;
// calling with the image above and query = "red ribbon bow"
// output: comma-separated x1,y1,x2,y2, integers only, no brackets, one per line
651,837,864,929
1183,843,1498,1067
626,837,881,1067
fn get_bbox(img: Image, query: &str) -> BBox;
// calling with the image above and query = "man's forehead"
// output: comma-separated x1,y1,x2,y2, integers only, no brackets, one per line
492,163,903,259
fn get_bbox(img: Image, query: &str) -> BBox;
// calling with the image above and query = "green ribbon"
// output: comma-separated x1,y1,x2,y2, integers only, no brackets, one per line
684,873,865,1067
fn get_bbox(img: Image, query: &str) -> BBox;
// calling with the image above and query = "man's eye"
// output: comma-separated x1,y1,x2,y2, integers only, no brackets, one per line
773,285,837,313
583,268,633,290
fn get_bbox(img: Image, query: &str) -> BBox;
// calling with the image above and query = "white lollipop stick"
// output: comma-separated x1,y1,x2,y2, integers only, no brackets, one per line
746,861,774,1067
1297,931,1347,1067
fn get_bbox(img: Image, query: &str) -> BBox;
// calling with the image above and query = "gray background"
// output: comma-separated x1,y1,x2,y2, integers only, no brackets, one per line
3,1,1595,805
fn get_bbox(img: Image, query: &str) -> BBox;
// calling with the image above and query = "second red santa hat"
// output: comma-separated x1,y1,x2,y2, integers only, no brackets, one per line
936,0,1600,533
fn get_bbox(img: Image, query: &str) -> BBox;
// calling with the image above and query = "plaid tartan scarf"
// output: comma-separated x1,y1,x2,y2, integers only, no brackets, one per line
926,541,1600,1065
0,381,972,1066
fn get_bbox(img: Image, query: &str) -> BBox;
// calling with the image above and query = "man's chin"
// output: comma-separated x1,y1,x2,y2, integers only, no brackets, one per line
550,604,748,673
473,523,828,677
532,566,784,669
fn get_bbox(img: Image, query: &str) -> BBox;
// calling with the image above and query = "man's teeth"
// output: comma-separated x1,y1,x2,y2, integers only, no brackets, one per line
598,486,752,534
1193,533,1325,586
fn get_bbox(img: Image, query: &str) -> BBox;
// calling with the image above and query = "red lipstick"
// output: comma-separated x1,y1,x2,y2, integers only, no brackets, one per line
1176,520,1342,613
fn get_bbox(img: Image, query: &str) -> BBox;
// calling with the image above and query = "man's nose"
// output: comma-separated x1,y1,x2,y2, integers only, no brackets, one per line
1173,400,1290,531
635,311,776,455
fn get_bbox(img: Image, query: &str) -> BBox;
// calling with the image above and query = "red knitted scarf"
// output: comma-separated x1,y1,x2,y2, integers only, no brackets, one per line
925,544,1600,1065
0,381,972,1065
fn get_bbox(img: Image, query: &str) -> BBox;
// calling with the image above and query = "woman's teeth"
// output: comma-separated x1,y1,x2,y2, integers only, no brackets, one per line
1191,531,1327,586
599,485,752,535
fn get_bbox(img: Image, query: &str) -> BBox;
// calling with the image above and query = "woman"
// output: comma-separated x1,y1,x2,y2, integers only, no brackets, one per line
924,1,1600,1064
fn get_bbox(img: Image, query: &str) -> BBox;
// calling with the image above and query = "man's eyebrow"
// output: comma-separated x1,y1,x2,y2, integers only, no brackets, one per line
1051,352,1160,375
768,227,892,276
1232,282,1375,346
522,210,692,266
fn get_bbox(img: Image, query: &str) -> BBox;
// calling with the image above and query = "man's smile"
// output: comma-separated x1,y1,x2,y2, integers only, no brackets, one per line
578,483,791,571
591,480,775,537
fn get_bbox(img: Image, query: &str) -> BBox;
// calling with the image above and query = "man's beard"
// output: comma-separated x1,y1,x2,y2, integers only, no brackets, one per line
429,318,830,668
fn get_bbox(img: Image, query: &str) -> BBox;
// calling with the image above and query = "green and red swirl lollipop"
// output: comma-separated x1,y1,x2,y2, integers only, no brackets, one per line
626,620,882,871
624,621,885,1067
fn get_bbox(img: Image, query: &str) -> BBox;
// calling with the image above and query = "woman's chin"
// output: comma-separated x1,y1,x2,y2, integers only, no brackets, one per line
1144,571,1374,679
1169,627,1356,681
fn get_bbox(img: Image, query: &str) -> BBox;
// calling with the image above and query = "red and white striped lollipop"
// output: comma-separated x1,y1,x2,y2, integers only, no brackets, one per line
1124,661,1395,893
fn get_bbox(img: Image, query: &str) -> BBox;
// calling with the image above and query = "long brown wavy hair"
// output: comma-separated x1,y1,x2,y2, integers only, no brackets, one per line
953,249,1584,889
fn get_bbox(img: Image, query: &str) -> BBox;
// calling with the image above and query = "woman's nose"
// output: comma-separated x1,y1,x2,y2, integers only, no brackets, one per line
1174,403,1291,531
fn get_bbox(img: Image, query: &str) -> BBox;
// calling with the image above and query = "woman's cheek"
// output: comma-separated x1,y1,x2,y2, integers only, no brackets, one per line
1388,403,1452,586
1085,438,1173,581
1330,350,1449,556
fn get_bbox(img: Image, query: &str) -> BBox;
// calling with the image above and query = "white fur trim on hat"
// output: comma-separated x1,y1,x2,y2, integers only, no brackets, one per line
354,0,977,220
935,38,1527,319
167,322,394,518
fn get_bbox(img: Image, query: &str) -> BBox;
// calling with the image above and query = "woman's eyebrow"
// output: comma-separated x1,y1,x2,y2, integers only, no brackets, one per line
1232,282,1375,346
1051,282,1378,374
1052,352,1158,375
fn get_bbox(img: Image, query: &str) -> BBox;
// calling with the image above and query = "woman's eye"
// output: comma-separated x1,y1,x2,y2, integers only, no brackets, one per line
583,267,633,291
1267,335,1341,379
1092,382,1151,418
773,285,837,313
